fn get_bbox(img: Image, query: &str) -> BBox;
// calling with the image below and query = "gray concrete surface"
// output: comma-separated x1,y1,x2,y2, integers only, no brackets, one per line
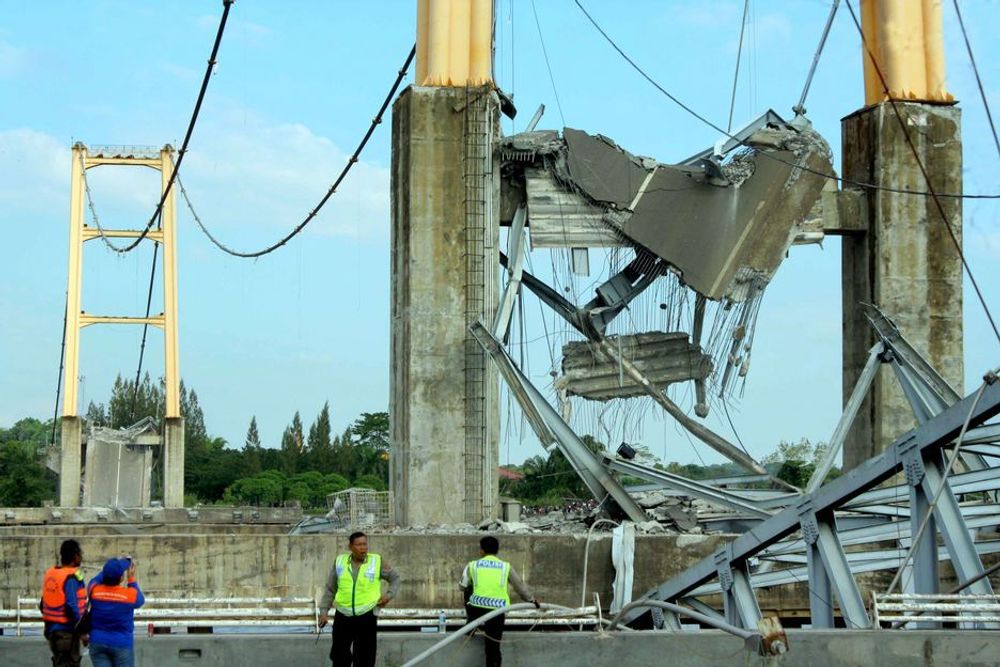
163,417,185,508
390,85,500,526
58,417,82,507
841,103,964,470
2,630,999,666
0,532,728,610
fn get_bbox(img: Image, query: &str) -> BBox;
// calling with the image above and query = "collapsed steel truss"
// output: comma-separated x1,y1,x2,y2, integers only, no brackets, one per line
482,117,1000,632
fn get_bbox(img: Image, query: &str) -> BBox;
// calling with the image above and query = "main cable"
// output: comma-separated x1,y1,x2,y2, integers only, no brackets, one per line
572,0,1000,201
952,0,1000,159
111,0,234,254
180,44,416,258
842,0,1000,346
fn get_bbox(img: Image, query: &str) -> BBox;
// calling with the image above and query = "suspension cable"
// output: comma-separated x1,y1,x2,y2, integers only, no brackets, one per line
129,242,161,421
50,292,69,444
179,45,416,258
842,0,1000,346
572,0,1000,201
575,0,1000,346
108,0,234,254
726,0,750,133
952,0,1000,159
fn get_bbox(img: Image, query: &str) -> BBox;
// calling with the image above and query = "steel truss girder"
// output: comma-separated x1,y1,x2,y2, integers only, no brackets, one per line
911,448,996,599
621,378,1000,626
468,321,647,523
865,306,989,473
689,540,1000,596
798,501,870,628
714,552,762,629
605,456,772,518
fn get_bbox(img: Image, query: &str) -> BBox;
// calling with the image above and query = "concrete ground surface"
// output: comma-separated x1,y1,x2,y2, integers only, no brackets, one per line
2,630,999,666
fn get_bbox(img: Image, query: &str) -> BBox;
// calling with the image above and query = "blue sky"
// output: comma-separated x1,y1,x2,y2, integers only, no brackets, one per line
1,1,997,467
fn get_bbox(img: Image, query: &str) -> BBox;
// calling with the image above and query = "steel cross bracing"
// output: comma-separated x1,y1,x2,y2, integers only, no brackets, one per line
494,254,774,477
469,321,647,523
621,378,1000,628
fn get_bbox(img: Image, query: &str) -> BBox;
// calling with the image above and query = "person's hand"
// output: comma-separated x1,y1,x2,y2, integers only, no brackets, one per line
127,562,137,579
318,613,329,629
532,598,541,609
377,595,391,608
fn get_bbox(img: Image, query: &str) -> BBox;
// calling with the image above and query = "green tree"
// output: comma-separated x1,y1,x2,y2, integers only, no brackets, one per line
224,471,285,506
353,473,387,492
762,438,833,488
106,373,164,428
85,402,108,428
243,416,263,476
307,402,334,474
0,431,56,506
505,435,607,503
348,412,390,482
279,412,304,475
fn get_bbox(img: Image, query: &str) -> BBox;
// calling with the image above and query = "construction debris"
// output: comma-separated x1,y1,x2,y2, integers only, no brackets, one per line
557,332,711,400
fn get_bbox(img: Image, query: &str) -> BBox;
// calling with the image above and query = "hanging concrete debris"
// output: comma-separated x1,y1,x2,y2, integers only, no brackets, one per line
499,116,833,302
557,332,712,400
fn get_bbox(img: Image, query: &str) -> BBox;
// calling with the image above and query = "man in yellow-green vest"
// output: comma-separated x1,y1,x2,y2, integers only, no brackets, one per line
460,536,539,667
318,531,401,667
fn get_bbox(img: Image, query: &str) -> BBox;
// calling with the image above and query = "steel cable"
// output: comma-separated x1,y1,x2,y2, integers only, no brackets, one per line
180,45,416,258
572,0,1000,201
842,0,1000,346
106,0,234,254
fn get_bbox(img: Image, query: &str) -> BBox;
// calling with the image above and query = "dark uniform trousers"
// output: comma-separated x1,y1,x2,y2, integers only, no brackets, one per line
465,605,506,667
47,630,82,667
330,610,377,667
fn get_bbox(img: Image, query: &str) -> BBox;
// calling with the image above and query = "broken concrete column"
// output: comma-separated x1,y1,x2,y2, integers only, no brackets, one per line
390,86,499,525
841,103,963,470
58,416,83,507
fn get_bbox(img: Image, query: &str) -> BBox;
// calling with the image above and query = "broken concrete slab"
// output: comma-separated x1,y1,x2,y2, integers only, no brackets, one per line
500,122,833,302
557,332,712,400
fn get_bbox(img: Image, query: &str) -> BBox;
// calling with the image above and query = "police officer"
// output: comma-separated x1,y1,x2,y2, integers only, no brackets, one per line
318,531,401,667
40,539,87,667
460,536,540,667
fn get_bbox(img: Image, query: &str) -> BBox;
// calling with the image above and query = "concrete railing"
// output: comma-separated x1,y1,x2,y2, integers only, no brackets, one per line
0,597,598,636
872,592,1000,627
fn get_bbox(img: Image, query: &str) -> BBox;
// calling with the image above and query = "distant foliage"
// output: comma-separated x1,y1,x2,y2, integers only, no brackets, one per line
0,418,57,506
0,372,390,509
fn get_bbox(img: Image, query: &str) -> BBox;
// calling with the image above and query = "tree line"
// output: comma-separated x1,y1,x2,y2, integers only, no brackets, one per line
1,373,389,509
1,373,834,509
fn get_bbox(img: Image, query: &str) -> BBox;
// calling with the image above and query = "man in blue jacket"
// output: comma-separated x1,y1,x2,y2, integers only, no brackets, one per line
87,557,145,667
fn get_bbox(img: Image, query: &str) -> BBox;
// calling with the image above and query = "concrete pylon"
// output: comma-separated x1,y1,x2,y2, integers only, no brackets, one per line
841,102,963,469
390,85,500,525
163,417,186,508
58,417,83,507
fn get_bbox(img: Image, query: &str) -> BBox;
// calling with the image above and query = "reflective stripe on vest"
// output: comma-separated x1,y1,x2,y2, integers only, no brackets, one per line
40,566,85,624
467,556,510,609
333,553,382,616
